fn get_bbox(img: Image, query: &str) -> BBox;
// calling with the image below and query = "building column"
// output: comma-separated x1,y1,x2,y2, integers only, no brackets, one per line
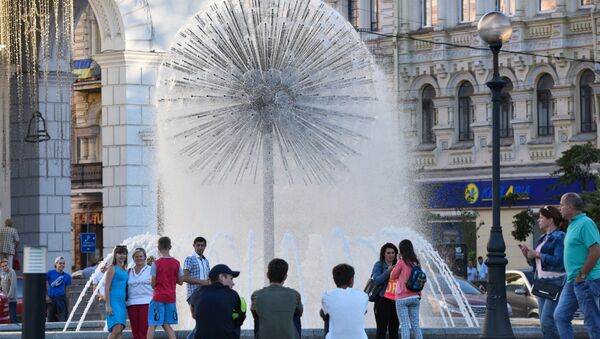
10,72,73,270
94,50,164,255
0,65,10,222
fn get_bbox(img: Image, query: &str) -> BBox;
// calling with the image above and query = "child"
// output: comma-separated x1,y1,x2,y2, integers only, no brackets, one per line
147,237,184,339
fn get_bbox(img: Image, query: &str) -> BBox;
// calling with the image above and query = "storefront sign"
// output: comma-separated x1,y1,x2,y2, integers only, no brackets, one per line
80,233,96,253
74,212,103,225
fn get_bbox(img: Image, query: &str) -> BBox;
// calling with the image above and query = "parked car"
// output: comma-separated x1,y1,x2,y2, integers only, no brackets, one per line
505,270,538,318
0,276,22,324
426,275,512,318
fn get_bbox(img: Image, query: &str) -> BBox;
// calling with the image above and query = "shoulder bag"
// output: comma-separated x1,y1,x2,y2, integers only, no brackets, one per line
531,276,565,301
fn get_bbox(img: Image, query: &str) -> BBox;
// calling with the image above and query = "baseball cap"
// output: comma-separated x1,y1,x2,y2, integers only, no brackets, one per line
208,264,240,279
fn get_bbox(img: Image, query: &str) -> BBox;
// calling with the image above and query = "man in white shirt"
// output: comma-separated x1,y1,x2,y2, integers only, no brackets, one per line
320,263,368,339
477,256,488,281
183,237,211,302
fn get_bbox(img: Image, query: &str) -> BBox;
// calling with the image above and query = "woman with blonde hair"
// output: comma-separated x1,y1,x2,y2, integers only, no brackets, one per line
105,245,128,339
127,247,153,339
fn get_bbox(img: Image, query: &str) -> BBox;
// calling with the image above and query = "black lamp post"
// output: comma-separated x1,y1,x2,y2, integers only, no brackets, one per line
477,12,515,339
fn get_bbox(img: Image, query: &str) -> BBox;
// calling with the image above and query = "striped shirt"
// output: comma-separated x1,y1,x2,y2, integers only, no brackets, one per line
0,226,18,255
183,253,210,299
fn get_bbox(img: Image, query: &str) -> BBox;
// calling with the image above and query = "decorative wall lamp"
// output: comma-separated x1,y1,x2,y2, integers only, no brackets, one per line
24,111,51,143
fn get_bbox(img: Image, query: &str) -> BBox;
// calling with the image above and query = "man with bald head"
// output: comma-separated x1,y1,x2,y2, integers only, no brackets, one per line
554,192,600,339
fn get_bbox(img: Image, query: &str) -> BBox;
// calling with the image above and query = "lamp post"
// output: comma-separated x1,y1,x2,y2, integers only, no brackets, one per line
22,247,47,339
477,12,514,339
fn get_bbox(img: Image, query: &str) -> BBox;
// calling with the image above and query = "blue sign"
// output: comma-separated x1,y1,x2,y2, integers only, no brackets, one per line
80,233,96,253
422,177,591,209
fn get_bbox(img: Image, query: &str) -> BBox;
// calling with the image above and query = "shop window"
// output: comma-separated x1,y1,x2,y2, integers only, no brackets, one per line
458,82,474,141
422,85,436,144
500,78,513,138
422,0,438,27
461,0,476,22
537,74,554,136
580,70,596,133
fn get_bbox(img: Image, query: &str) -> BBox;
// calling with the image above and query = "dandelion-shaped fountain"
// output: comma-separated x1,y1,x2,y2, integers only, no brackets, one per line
156,0,377,269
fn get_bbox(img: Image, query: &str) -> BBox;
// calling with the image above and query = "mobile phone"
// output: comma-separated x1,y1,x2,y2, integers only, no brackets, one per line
517,244,523,248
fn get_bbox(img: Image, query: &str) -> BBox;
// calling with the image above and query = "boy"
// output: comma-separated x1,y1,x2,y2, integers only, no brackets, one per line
147,236,184,339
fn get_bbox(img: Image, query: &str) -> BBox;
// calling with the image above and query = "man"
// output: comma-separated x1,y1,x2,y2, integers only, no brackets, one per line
183,237,210,302
467,259,478,283
251,258,303,339
477,256,487,281
46,256,72,322
554,192,600,339
321,263,368,339
189,264,246,339
0,219,19,269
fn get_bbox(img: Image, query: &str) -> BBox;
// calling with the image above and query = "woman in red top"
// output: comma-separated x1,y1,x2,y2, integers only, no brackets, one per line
390,240,423,339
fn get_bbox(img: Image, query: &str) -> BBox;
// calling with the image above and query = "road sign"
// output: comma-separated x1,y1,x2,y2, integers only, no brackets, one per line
80,233,96,253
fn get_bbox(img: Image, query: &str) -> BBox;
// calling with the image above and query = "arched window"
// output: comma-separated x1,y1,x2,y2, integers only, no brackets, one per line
500,78,513,138
422,85,436,144
458,82,474,141
537,74,554,136
580,70,596,133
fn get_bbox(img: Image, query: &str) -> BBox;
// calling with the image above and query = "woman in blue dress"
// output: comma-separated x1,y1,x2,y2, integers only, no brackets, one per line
105,245,128,339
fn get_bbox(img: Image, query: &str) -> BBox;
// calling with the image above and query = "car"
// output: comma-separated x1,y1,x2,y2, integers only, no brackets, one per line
505,270,539,318
426,275,512,318
0,276,22,324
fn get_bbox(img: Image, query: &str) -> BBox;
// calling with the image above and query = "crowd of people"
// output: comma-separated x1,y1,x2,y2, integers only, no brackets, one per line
0,190,595,338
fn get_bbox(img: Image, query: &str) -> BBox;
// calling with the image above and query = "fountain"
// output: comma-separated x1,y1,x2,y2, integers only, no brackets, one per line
65,0,481,331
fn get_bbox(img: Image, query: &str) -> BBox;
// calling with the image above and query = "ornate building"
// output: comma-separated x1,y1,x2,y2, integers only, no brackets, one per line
398,0,599,268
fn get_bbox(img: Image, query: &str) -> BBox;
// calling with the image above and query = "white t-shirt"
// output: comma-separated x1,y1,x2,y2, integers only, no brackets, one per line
127,265,153,305
478,263,488,280
92,271,105,297
321,288,368,339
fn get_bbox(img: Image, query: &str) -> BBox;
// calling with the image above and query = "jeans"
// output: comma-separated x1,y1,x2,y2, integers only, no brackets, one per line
395,297,422,339
47,294,68,322
375,297,399,339
8,302,17,323
537,297,559,339
555,279,600,339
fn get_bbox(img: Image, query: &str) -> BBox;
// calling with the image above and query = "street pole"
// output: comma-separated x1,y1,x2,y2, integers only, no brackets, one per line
480,41,514,339
22,247,47,339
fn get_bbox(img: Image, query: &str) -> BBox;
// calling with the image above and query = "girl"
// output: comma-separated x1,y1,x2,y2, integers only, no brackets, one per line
390,239,422,339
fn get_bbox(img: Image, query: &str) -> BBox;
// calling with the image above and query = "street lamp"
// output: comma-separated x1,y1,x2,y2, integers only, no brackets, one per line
23,247,47,339
477,12,514,339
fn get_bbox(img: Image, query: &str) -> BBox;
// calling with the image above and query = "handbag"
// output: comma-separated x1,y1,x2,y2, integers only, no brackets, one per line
12,256,20,271
531,276,565,301
364,277,384,302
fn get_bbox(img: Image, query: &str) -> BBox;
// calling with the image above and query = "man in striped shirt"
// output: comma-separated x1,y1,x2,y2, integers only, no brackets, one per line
183,237,210,302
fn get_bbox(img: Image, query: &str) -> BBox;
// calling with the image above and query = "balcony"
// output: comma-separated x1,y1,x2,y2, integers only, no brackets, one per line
72,162,102,189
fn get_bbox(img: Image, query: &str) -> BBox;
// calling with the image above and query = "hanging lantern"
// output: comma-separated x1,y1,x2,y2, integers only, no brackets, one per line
24,111,51,143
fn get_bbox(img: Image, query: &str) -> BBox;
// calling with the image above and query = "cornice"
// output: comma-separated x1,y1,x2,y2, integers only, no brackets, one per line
93,50,166,68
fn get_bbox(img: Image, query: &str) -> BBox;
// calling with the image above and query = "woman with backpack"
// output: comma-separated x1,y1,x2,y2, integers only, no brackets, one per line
390,239,423,339
371,243,399,339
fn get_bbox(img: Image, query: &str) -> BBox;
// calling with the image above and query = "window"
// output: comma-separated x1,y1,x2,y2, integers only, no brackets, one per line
537,74,554,136
461,0,476,22
580,70,596,133
370,0,379,31
422,0,438,27
422,85,436,144
500,78,514,138
497,0,516,16
458,82,474,141
539,0,556,12
581,0,593,7
348,0,358,27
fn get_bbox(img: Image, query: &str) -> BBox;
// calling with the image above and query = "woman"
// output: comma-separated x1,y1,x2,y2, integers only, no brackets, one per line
127,248,153,339
105,245,128,339
520,205,565,339
46,256,72,322
371,243,399,339
0,259,18,323
390,239,422,339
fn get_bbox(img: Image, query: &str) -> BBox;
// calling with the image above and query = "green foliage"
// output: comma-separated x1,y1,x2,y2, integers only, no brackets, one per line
468,250,477,262
512,208,536,242
552,143,600,190
582,188,600,227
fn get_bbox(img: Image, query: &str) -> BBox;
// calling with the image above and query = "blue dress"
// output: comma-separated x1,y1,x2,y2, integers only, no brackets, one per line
107,266,128,331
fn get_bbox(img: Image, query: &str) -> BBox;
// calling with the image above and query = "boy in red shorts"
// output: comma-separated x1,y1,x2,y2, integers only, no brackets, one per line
147,236,184,339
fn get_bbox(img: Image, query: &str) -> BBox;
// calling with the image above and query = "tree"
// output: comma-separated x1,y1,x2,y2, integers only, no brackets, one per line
511,208,536,242
552,143,600,190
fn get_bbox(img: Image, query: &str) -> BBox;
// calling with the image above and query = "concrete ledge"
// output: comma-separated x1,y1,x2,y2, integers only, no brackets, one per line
0,326,590,338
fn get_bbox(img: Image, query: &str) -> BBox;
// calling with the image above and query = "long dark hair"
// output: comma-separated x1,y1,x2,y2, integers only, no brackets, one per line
539,205,567,231
399,239,419,265
379,242,398,264
112,245,128,267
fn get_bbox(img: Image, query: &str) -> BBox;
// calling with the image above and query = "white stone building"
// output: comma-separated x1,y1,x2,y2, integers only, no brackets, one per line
397,0,600,269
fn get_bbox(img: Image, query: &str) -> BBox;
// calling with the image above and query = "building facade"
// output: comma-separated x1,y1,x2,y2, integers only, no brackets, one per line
398,0,600,269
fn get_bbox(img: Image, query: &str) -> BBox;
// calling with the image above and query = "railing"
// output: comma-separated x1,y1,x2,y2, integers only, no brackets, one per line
72,162,102,188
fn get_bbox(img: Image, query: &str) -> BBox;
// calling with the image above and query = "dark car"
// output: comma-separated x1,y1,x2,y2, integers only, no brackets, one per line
427,275,512,318
0,276,22,324
505,270,539,318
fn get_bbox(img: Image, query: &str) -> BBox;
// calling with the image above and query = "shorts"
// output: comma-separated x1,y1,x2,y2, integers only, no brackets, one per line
148,300,178,326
